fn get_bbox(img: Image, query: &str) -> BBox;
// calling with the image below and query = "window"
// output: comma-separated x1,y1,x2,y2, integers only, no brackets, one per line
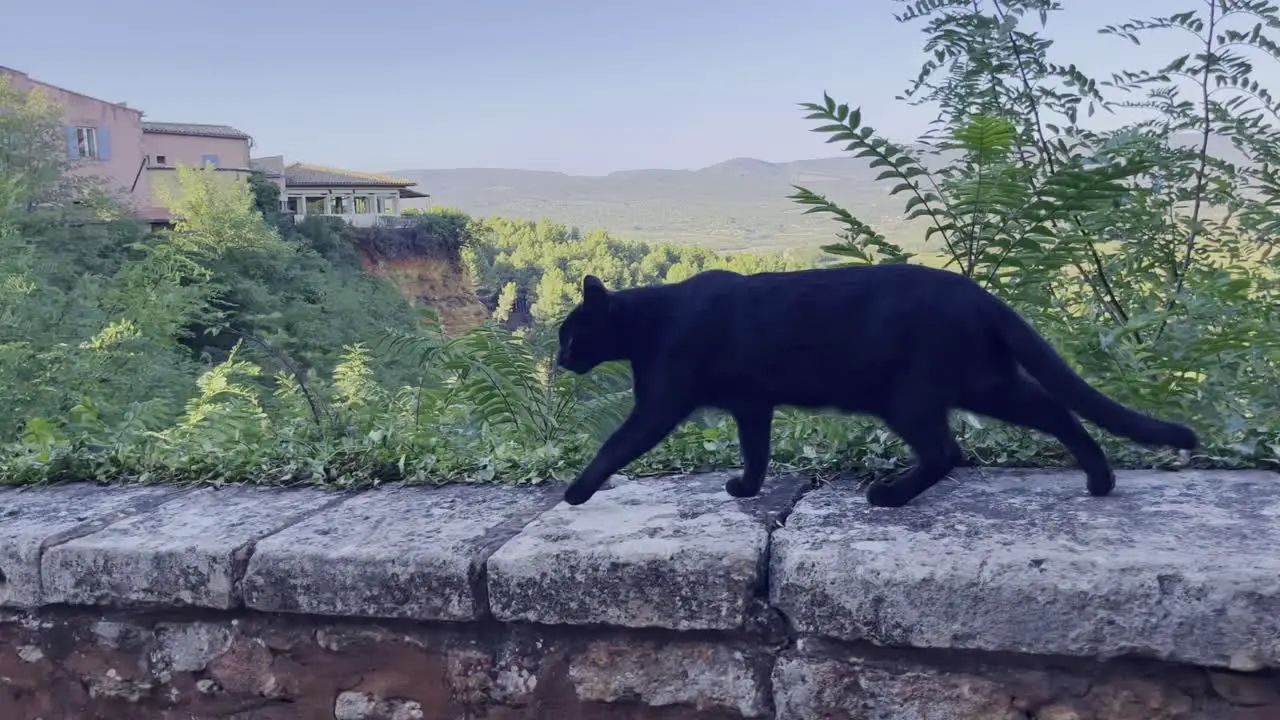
332,195,349,214
76,127,98,159
305,196,327,215
376,195,396,214
286,197,300,213
200,154,219,168
154,155,167,165
354,196,371,214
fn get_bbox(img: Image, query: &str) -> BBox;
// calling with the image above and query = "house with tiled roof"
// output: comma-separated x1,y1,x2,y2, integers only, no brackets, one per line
0,65,254,226
252,156,429,227
3,64,429,229
143,122,254,218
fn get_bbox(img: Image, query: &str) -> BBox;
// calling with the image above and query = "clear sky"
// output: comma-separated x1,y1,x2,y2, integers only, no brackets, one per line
0,0,1256,174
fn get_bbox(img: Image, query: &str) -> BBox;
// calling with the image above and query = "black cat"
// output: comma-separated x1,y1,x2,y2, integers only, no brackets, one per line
554,265,1197,507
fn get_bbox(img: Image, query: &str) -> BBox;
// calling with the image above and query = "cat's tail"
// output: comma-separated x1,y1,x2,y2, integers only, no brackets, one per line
989,300,1199,449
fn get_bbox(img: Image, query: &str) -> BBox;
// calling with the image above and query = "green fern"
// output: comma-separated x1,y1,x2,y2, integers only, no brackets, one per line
152,342,271,460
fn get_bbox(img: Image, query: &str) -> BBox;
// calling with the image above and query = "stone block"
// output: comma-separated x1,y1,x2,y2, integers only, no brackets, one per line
770,468,1280,670
771,637,1230,720
0,483,181,607
242,483,557,621
569,638,770,717
41,485,340,608
772,653,1028,720
487,471,807,630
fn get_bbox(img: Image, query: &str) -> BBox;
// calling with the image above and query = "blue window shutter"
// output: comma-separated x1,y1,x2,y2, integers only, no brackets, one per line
97,126,111,161
65,126,79,160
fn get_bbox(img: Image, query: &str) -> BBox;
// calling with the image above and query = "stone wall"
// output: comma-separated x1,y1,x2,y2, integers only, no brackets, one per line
1,468,1278,719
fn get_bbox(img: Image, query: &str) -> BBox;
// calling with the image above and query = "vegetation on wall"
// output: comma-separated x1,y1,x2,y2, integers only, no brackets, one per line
1,0,1278,488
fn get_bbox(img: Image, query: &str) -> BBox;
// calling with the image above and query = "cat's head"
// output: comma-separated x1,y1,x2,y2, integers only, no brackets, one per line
556,275,626,374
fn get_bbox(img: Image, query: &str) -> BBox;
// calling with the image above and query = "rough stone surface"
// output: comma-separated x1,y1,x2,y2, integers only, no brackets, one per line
0,610,769,719
2,607,1276,719
1209,669,1280,707
770,638,1277,720
568,639,769,717
487,472,807,630
41,486,340,609
771,468,1280,670
0,483,182,608
334,690,425,719
242,483,557,621
0,470,1278,718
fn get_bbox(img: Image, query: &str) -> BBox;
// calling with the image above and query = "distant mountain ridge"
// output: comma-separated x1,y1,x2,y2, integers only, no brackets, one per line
387,132,1246,254
388,156,905,254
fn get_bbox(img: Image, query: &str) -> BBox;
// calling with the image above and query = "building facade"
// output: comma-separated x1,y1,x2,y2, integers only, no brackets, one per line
3,65,427,227
1,65,254,225
252,159,428,227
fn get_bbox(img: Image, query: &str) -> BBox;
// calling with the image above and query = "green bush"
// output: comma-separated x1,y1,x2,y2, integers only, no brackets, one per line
1,0,1278,488
784,0,1280,469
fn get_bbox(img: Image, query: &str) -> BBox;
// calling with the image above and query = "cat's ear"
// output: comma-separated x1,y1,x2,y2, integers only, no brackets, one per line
582,275,609,307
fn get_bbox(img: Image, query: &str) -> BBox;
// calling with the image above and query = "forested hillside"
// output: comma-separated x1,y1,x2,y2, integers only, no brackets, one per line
390,157,903,253
389,133,1249,255
2,0,1278,488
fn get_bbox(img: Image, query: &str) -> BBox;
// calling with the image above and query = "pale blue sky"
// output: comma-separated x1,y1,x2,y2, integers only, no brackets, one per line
1,0,1259,174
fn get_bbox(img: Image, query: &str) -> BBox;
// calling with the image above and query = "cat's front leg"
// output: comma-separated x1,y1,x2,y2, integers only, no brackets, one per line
564,402,692,505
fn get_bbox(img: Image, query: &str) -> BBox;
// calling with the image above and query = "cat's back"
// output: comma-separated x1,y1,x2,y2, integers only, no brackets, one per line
716,263,984,315
667,263,995,356
646,263,993,345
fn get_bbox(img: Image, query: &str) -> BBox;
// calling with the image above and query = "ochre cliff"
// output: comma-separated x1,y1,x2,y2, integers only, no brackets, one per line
357,247,489,337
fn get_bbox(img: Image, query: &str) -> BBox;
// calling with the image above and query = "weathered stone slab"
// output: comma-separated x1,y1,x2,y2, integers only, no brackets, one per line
487,471,808,630
241,484,557,621
771,468,1280,671
0,483,182,607
41,485,341,609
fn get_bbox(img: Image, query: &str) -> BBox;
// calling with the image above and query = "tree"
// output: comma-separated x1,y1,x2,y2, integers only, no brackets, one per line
247,170,282,223
790,0,1280,464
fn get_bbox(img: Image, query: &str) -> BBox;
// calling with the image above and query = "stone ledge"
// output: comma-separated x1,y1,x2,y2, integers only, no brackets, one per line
41,486,342,609
0,466,1275,675
241,484,558,621
0,483,183,608
771,468,1280,672
487,472,807,630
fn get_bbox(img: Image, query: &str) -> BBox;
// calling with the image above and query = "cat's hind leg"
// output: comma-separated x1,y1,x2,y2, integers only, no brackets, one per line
866,397,963,508
958,374,1115,497
725,404,774,498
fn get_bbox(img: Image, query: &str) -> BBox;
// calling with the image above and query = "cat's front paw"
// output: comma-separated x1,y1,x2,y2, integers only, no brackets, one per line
724,475,761,498
563,482,595,506
1086,469,1115,497
865,478,912,508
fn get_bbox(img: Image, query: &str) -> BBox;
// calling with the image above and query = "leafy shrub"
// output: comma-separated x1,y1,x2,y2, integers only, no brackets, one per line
2,1,1279,488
